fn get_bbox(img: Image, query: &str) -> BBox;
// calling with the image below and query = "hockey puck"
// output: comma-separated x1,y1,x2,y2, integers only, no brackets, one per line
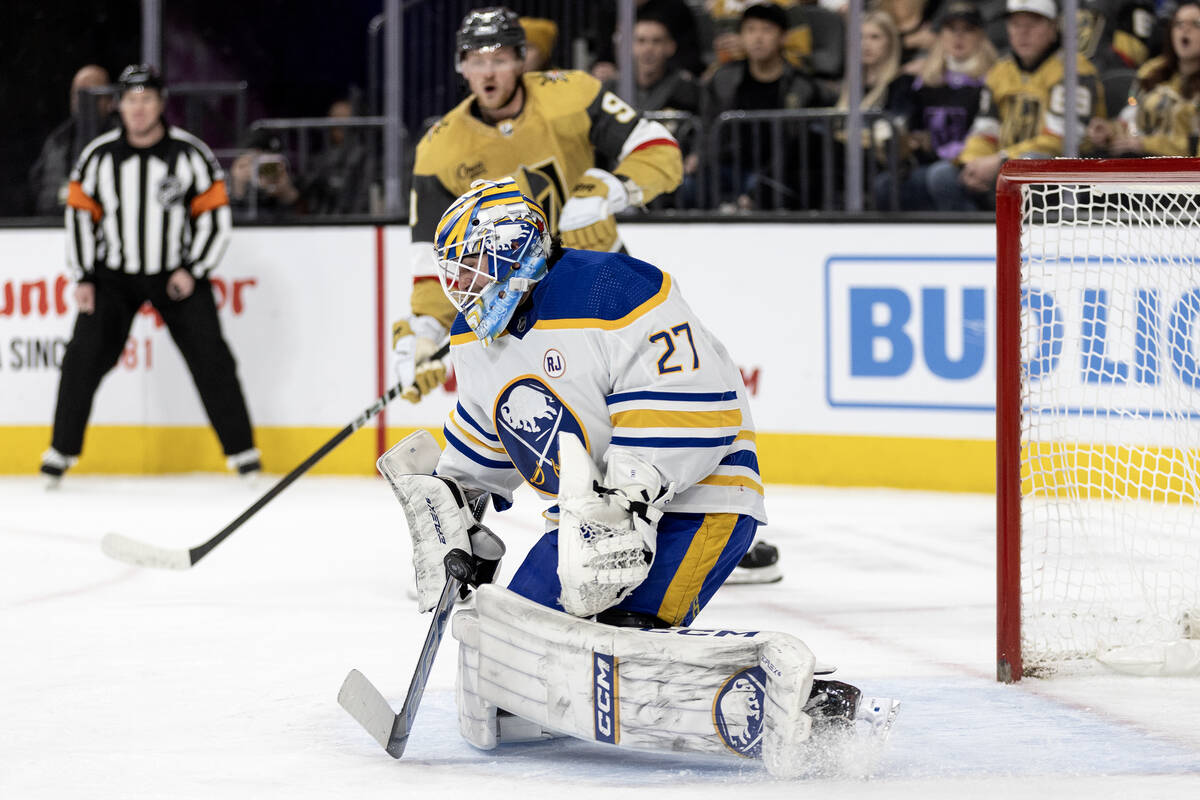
444,549,475,582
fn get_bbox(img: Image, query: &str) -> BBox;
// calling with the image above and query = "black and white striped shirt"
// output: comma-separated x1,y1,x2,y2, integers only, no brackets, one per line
66,126,232,281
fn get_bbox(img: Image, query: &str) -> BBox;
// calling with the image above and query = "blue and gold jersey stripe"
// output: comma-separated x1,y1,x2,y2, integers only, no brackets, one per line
610,407,742,430
532,273,673,332
444,427,513,470
606,389,739,405
454,402,501,442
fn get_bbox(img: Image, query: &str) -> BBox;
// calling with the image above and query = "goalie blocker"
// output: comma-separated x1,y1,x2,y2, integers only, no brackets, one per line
453,584,899,778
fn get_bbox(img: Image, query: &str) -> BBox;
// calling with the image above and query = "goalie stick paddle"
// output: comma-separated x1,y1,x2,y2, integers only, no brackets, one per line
99,342,451,570
338,549,475,758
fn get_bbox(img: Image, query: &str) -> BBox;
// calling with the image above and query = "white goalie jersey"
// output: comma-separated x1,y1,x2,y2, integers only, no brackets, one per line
435,248,766,525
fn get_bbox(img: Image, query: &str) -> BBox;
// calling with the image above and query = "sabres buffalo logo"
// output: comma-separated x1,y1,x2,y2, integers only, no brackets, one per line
493,376,585,494
713,666,766,758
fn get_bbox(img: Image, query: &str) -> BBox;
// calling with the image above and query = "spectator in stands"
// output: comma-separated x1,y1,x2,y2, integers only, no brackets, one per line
28,65,115,216
520,17,558,71
702,1,820,209
707,1,816,74
606,13,703,207
875,1,998,209
605,13,703,114
1078,0,1158,73
591,0,705,80
875,0,939,73
788,1,849,83
1087,0,1200,156
834,10,910,208
228,128,301,218
837,9,907,112
301,99,371,215
925,0,1103,211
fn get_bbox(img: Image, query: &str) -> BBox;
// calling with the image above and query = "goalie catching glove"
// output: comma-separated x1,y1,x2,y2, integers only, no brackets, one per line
556,432,673,617
392,314,448,403
558,168,641,252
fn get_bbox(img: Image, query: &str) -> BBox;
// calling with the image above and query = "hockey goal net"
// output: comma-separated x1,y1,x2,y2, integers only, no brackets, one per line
996,158,1200,682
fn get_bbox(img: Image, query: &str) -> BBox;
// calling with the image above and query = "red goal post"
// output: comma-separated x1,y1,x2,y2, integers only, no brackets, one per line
996,158,1200,683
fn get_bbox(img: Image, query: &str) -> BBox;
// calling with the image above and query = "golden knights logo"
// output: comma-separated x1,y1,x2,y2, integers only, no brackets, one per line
493,376,585,494
713,666,766,757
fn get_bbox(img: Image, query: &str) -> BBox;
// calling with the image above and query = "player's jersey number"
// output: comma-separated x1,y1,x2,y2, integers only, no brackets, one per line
600,91,637,124
650,322,699,375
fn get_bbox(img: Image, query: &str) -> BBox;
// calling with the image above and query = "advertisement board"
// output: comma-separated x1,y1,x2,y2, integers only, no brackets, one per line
1,222,1000,488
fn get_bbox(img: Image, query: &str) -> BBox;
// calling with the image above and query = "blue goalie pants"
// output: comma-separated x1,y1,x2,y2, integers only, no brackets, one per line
507,511,758,626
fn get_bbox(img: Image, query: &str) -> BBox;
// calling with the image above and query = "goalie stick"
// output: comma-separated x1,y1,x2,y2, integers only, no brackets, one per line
338,549,475,757
99,343,451,570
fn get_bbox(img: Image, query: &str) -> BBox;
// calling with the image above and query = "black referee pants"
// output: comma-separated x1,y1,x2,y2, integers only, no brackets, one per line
50,270,255,458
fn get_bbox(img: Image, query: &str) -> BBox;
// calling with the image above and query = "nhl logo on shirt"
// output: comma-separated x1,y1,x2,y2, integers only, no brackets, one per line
493,377,586,494
156,176,185,208
543,348,565,378
712,665,766,758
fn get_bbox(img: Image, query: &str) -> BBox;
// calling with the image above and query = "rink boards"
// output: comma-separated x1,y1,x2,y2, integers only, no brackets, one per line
0,222,1006,488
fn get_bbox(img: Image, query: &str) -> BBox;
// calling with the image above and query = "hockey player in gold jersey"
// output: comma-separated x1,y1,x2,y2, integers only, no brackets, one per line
393,6,682,407
923,0,1103,210
392,8,781,585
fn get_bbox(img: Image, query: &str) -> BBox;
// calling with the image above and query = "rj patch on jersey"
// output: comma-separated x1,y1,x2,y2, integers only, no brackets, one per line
493,376,587,495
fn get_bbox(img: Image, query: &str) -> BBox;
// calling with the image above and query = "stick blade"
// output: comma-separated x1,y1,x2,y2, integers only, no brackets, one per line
338,669,407,758
100,532,193,570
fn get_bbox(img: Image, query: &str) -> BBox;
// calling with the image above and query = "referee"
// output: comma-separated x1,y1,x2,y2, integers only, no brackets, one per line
41,64,260,484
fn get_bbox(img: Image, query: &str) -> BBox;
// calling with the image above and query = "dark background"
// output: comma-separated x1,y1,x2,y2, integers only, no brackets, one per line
0,0,381,216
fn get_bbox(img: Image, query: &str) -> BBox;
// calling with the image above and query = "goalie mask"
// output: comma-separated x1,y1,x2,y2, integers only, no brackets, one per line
434,178,551,347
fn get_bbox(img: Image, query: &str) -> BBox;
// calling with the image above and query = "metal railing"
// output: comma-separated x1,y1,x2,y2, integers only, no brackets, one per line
705,109,902,212
641,109,705,209
238,117,397,219
169,81,249,159
77,81,248,161
364,107,904,215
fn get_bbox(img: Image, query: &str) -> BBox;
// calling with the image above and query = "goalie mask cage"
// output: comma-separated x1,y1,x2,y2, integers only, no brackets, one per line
996,158,1200,682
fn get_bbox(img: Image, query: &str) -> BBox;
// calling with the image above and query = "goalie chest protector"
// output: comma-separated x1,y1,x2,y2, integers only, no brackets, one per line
439,248,767,525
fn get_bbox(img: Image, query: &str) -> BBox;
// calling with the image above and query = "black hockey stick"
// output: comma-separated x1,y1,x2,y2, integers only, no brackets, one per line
338,549,475,758
99,343,451,570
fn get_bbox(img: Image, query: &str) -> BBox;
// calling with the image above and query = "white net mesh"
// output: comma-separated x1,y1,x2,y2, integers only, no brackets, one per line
1019,181,1200,674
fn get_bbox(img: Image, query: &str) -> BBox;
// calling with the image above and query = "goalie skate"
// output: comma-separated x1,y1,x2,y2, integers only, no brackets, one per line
856,696,902,741
725,540,783,584
804,679,900,741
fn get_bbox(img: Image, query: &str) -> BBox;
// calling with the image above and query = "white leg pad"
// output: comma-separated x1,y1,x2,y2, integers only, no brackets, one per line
452,608,561,749
761,636,820,778
452,610,497,749
468,584,818,774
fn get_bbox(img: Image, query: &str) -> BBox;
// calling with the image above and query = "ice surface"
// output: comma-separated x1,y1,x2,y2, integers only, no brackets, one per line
2,476,1199,799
